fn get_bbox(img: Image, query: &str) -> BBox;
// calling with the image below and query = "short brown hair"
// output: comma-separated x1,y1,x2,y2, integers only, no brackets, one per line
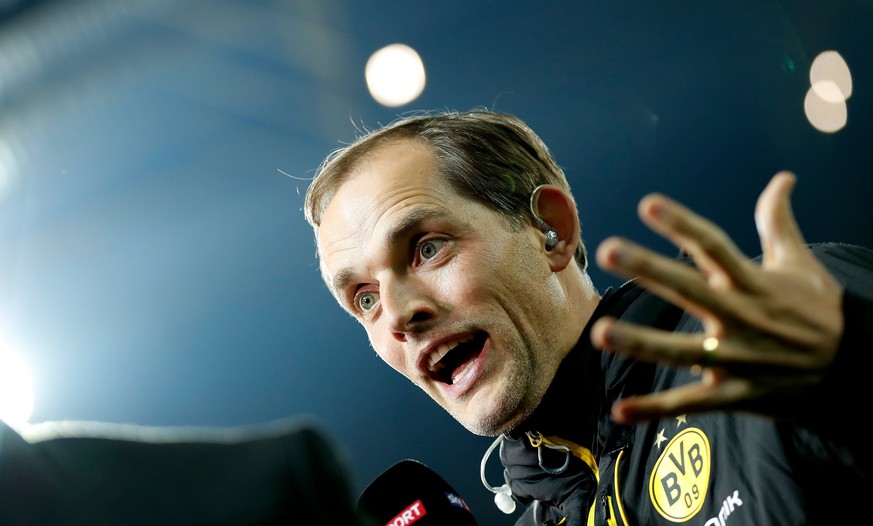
304,109,587,269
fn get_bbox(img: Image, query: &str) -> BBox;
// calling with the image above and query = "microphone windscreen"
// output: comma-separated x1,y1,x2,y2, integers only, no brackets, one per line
357,459,478,526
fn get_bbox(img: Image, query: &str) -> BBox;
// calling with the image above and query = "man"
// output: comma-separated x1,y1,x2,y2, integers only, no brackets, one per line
304,109,873,525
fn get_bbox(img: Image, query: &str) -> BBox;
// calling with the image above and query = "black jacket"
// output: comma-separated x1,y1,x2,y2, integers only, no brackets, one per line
499,243,873,525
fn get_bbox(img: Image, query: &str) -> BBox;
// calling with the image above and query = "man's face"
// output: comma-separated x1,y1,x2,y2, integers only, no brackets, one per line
316,139,568,435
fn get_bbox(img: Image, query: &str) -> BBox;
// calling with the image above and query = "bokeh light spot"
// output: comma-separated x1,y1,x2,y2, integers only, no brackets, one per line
804,86,848,133
365,43,426,107
810,50,852,101
804,50,852,133
811,80,845,104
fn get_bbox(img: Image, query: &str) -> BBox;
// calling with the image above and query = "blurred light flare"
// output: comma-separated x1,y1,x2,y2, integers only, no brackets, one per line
804,50,852,133
810,50,852,101
811,80,846,104
0,346,34,428
804,89,847,134
0,139,20,198
365,43,426,107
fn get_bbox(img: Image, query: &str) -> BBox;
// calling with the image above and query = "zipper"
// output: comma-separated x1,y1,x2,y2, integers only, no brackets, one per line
600,494,618,526
612,449,629,525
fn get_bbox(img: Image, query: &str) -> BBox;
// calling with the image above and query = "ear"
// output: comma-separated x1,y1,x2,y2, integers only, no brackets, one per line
530,185,581,272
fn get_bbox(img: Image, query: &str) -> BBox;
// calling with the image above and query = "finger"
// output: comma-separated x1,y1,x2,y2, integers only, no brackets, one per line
596,237,728,320
610,374,751,425
591,317,720,366
637,193,755,291
754,171,809,267
593,316,825,373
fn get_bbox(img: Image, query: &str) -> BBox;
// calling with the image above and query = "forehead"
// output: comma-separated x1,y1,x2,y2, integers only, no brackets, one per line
323,138,451,231
316,139,465,282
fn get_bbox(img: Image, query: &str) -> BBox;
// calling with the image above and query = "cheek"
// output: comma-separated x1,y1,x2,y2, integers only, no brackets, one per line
436,253,500,304
455,256,530,315
435,275,485,306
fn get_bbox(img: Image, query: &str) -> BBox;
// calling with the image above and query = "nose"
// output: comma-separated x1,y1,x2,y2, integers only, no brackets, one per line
380,276,437,342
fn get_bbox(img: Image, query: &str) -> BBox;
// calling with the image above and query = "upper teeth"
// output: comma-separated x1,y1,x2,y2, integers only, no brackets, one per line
428,336,474,371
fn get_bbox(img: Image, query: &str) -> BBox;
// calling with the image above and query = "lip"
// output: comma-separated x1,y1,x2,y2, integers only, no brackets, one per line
417,332,489,398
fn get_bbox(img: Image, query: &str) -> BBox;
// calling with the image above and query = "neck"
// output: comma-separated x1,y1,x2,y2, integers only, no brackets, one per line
556,267,601,362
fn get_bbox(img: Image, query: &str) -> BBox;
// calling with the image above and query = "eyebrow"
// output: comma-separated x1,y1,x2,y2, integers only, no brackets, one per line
329,268,358,303
329,206,451,297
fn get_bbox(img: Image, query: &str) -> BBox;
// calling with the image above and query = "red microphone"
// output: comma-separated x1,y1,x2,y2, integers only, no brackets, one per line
357,459,478,526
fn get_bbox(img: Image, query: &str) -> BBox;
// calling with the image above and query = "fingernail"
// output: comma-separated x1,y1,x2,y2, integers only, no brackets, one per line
606,244,626,266
640,194,668,219
591,319,611,348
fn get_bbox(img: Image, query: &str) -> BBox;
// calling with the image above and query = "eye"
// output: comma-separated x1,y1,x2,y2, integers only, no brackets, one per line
418,239,446,260
355,291,379,312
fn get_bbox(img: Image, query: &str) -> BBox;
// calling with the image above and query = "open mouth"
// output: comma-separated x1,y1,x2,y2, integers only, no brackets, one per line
427,332,487,384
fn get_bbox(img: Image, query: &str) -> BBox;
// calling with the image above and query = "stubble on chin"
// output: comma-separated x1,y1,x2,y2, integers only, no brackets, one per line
454,368,535,437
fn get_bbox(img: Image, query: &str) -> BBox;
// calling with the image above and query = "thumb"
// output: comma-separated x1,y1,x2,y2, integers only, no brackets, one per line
755,171,808,267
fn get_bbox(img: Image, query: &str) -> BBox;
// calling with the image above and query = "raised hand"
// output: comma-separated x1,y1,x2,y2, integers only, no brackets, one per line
590,172,844,424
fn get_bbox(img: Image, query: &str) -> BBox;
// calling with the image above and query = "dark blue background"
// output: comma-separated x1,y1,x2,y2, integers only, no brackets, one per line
1,1,870,524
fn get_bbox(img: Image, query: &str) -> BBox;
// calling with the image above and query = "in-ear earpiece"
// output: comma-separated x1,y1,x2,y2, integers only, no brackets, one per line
530,185,560,250
544,229,558,249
